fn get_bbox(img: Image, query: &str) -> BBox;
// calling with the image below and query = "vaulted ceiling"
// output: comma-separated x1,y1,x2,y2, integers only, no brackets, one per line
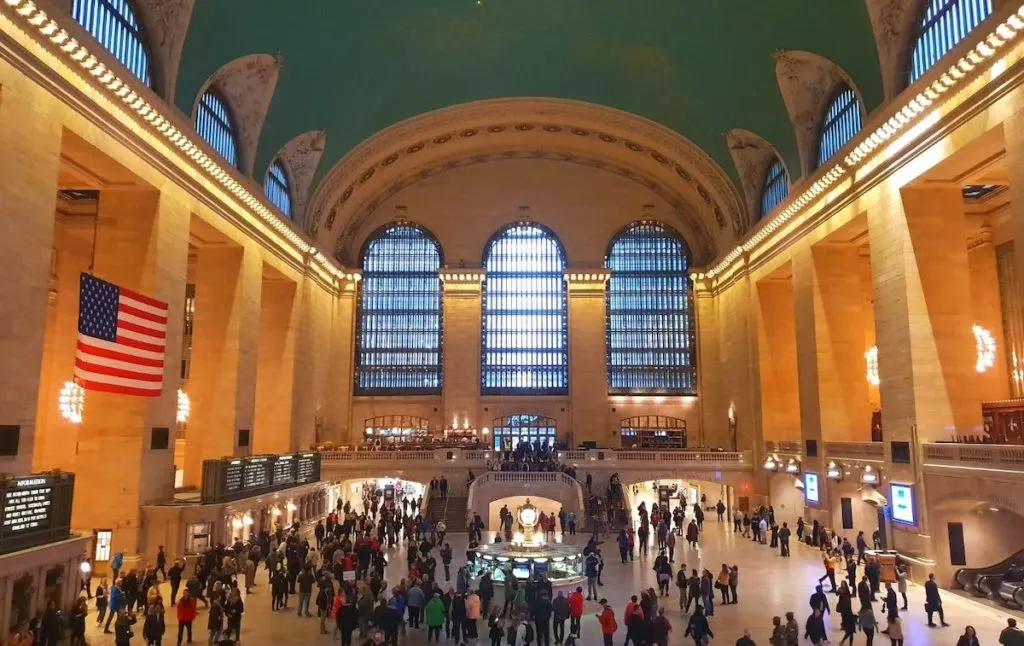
175,0,885,188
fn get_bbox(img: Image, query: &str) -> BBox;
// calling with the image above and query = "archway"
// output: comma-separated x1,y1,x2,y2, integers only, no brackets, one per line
487,495,562,533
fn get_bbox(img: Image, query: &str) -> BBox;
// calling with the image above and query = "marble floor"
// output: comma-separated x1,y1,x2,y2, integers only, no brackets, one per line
82,519,1021,645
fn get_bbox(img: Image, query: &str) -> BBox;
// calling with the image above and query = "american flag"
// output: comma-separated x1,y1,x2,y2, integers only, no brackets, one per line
74,273,168,397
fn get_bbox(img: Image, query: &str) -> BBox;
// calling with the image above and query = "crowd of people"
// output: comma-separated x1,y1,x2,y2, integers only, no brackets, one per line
17,477,1022,646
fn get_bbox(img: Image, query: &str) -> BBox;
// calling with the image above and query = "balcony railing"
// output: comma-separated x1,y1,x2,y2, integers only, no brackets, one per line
467,470,586,525
319,448,750,469
824,442,885,461
764,441,802,455
923,443,1024,471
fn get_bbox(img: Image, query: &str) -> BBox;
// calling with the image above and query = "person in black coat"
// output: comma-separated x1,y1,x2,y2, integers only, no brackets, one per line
804,609,828,645
924,573,949,627
683,606,713,645
809,586,830,617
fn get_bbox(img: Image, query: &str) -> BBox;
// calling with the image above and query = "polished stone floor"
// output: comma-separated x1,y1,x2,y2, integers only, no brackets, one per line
82,519,1020,645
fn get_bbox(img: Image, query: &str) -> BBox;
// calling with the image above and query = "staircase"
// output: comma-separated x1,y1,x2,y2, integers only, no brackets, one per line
431,496,468,531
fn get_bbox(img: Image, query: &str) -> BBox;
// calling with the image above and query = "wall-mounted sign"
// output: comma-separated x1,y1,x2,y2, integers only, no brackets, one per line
826,462,843,481
890,483,916,525
785,458,801,475
201,453,322,504
763,456,779,472
0,472,74,554
860,466,879,485
804,472,820,503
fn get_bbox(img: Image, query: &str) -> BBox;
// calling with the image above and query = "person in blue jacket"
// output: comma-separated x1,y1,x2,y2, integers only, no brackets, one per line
104,579,125,633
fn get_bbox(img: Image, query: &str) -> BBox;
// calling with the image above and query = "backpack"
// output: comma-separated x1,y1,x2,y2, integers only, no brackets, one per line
524,623,535,644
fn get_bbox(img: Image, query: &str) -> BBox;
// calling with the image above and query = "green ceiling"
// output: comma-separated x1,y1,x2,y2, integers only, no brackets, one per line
176,0,884,188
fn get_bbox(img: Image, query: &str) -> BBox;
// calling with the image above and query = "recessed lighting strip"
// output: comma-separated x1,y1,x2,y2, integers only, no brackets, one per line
1,0,349,285
693,6,1024,284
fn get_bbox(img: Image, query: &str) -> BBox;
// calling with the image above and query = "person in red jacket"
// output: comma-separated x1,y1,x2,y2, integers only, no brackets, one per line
567,587,584,637
596,598,617,646
175,590,197,646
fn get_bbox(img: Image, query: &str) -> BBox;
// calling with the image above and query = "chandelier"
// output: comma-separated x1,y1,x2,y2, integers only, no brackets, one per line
58,381,85,424
176,389,191,424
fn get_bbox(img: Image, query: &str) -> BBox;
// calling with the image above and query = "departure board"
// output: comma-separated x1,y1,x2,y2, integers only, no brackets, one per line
296,453,320,483
201,453,322,504
0,473,74,554
242,458,270,490
272,455,295,486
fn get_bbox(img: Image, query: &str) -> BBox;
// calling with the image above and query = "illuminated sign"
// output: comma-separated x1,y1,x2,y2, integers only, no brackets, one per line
763,456,779,471
0,472,74,554
804,472,820,503
785,459,801,474
890,483,916,525
201,453,322,504
860,467,879,485
826,463,843,481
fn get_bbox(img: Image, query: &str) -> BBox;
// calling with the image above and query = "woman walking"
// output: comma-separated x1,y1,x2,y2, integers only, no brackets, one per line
683,606,713,646
858,604,878,646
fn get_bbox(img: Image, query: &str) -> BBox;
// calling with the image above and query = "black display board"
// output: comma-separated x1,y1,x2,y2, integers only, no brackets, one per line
201,453,321,504
0,472,74,554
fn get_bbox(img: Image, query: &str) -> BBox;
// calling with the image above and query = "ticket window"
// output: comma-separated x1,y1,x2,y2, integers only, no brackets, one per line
42,566,64,610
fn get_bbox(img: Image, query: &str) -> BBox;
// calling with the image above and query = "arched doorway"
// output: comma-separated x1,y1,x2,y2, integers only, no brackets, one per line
619,416,687,449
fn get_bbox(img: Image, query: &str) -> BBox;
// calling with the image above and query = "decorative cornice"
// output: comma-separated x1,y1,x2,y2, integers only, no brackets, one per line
696,4,1024,289
564,269,612,295
439,268,485,296
0,0,349,290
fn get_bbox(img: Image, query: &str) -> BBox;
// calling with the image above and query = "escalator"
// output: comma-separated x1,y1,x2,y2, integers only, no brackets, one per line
954,548,1024,607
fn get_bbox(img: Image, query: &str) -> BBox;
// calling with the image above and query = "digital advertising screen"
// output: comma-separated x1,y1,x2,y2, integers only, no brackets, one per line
804,472,820,503
890,483,916,525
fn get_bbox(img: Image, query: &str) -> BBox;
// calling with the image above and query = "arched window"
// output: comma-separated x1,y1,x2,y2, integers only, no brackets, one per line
363,415,430,445
816,87,863,168
355,223,443,394
195,89,239,168
264,160,292,217
72,0,151,86
491,414,557,451
910,0,992,83
481,223,568,395
606,222,695,394
759,159,789,219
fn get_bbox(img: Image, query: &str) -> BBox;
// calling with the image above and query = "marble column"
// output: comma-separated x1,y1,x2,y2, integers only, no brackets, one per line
184,243,262,485
72,188,190,559
565,270,611,447
0,81,62,475
439,270,485,432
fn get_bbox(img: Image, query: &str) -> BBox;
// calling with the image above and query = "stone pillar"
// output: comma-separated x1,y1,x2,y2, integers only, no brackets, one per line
0,82,62,475
968,228,1009,401
439,270,485,432
565,270,611,447
868,186,980,442
72,188,190,558
755,278,800,442
184,243,262,485
693,278,719,449
253,278,299,454
34,211,92,473
324,275,357,443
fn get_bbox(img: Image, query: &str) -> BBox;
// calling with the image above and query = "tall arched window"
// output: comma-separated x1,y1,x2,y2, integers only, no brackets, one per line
355,223,443,395
910,0,992,83
606,222,695,394
816,86,863,168
264,160,292,217
491,414,558,451
72,0,151,86
482,223,568,395
759,159,789,219
195,89,239,168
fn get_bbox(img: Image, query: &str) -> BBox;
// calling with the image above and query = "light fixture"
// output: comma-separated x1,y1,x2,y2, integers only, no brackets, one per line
974,324,996,373
79,561,92,575
231,518,243,529
482,427,490,435
59,381,85,424
176,389,190,424
286,502,297,511
866,347,880,386
988,506,1000,512
242,514,253,525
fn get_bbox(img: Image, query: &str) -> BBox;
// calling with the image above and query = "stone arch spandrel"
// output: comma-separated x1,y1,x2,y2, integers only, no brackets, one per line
306,98,747,265
864,0,926,101
774,51,865,177
269,130,326,227
725,129,791,231
132,0,196,103
193,54,282,177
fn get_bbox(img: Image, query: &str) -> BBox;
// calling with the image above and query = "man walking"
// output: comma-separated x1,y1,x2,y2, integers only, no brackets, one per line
924,573,949,627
